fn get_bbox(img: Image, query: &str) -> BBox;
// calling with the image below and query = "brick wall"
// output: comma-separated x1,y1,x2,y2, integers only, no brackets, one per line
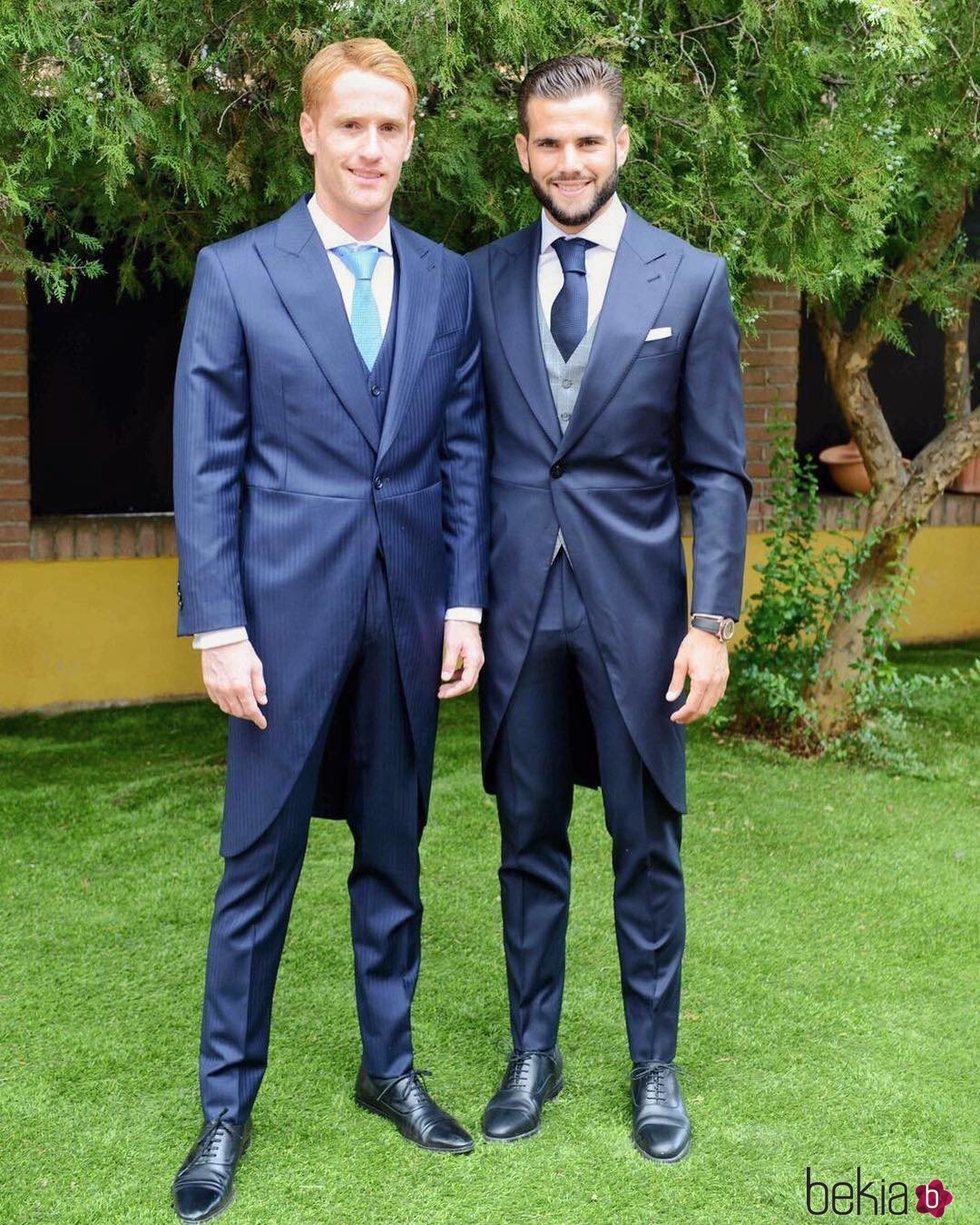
0,260,29,559
31,513,177,560
741,279,801,531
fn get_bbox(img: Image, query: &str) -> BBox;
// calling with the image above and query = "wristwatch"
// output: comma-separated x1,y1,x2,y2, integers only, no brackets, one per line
690,613,736,642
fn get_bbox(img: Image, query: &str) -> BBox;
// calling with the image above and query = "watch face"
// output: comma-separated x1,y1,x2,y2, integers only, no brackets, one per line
721,618,735,641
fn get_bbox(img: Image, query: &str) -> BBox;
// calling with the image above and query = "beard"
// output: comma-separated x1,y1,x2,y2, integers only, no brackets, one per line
527,164,620,229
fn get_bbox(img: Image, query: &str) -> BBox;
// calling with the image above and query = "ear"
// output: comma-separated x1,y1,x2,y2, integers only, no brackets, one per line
615,123,630,169
515,132,530,175
299,111,317,156
403,117,416,163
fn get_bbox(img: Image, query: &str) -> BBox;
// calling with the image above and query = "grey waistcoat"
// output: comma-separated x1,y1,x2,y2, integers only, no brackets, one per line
537,295,599,562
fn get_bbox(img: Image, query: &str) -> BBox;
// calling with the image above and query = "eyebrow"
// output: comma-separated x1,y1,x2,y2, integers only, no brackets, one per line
533,133,607,143
332,112,407,127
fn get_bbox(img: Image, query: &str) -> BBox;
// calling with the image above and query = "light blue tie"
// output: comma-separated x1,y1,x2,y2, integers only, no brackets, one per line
334,244,383,369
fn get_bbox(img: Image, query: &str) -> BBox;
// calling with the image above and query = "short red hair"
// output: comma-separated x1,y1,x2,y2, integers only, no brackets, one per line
301,38,417,116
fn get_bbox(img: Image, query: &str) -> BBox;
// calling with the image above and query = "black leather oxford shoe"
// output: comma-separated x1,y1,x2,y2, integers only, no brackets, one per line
631,1062,691,1163
482,1047,564,1141
172,1112,251,1222
355,1067,474,1153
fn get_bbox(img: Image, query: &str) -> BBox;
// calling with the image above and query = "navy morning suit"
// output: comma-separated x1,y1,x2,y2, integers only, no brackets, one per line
466,207,750,1063
173,196,488,1120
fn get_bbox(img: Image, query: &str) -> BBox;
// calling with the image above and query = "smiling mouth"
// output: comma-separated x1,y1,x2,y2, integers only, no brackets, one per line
349,169,384,181
552,180,592,194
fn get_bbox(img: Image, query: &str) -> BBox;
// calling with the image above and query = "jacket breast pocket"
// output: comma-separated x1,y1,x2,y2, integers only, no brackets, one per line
635,335,681,360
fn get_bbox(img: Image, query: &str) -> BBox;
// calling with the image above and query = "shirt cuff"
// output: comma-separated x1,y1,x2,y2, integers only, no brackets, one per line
193,626,249,650
445,607,482,625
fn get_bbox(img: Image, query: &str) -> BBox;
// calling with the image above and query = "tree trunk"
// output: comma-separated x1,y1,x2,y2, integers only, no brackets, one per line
808,525,913,734
810,299,907,495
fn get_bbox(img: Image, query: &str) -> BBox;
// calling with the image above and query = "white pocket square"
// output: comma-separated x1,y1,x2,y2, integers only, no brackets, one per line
645,326,672,341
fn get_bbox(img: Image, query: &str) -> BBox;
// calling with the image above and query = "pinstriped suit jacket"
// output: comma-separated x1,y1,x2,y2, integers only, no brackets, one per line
174,196,489,856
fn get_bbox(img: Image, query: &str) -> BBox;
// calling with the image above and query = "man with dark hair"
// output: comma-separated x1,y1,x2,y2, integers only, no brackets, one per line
171,37,488,1222
466,55,750,1162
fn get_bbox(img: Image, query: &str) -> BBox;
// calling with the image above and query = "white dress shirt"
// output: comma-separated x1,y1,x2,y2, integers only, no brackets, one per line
538,195,627,329
193,197,479,649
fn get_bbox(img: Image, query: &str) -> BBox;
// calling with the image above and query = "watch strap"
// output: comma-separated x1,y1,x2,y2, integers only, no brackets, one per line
690,613,735,641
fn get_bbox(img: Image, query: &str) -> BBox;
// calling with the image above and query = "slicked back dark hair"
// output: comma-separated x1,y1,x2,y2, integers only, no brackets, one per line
517,55,624,135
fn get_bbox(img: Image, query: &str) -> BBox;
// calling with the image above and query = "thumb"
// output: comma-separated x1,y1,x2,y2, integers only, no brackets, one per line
666,654,687,703
252,658,268,705
441,637,460,681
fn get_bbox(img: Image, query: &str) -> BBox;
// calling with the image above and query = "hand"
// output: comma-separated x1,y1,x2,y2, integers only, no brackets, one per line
201,640,268,729
666,630,730,725
437,620,484,700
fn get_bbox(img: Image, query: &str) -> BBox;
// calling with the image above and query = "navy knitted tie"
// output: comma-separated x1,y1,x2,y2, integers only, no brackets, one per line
550,237,596,361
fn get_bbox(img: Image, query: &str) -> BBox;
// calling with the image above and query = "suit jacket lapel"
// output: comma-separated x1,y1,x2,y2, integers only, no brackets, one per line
378,220,440,466
491,222,562,449
256,196,381,453
556,208,678,460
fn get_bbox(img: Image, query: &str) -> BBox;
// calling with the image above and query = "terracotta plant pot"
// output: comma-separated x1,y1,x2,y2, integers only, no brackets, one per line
950,452,980,494
818,441,871,495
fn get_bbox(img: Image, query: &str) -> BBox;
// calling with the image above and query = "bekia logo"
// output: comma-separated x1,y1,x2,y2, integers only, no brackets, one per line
805,1168,954,1217
916,1181,954,1219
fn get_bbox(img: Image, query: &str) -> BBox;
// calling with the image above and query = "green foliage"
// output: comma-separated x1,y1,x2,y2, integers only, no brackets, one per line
722,426,926,761
724,429,840,749
1,0,978,311
824,659,980,775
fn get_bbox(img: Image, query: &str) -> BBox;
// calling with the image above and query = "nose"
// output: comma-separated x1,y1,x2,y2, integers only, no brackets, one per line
361,125,383,159
558,143,583,175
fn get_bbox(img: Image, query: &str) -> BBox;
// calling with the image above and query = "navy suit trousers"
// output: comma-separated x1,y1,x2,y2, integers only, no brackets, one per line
199,560,423,1121
495,555,685,1064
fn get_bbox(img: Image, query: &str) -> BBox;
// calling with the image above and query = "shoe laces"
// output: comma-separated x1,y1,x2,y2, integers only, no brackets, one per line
503,1052,537,1091
190,1110,236,1163
379,1069,433,1108
632,1062,674,1105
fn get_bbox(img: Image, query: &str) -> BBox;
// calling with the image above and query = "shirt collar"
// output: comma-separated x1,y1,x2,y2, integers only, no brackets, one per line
307,194,393,256
539,194,627,255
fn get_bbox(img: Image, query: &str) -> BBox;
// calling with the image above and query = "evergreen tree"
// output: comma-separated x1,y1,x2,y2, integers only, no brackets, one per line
2,0,977,733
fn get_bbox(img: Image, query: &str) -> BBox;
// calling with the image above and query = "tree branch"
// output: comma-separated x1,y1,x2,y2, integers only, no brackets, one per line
894,410,980,522
851,190,969,359
808,296,841,368
942,289,976,421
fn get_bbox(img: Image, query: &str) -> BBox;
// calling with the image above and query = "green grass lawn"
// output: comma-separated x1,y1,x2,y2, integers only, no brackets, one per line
1,643,977,1225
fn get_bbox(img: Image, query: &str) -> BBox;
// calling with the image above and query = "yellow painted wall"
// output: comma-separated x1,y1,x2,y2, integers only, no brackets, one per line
1,525,978,713
0,557,200,713
697,524,980,647
874,526,980,644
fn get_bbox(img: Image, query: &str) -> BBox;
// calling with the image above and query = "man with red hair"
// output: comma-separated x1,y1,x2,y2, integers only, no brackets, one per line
171,38,488,1221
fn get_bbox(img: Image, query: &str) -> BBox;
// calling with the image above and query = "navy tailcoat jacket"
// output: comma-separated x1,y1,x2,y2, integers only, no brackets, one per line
174,197,489,857
466,207,750,814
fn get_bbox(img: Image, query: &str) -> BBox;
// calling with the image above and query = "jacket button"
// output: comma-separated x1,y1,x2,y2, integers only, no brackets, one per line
550,462,564,479
373,476,384,490
370,385,382,397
